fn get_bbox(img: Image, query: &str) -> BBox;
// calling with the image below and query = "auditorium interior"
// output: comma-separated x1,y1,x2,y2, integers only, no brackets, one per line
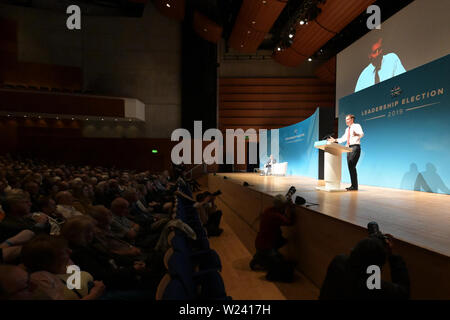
0,0,449,302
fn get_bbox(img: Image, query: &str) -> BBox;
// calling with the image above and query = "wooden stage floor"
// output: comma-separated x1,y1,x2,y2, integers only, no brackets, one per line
214,173,450,257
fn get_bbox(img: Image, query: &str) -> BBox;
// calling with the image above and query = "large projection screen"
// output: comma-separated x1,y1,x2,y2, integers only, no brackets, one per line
336,0,450,115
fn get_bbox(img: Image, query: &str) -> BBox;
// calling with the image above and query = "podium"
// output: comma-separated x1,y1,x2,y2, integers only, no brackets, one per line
314,140,353,192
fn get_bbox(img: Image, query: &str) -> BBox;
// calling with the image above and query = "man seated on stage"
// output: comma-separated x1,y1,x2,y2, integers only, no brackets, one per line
261,154,276,176
249,194,296,282
319,234,410,300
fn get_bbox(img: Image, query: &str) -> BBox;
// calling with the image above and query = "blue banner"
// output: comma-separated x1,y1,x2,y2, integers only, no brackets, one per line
260,108,319,177
339,54,450,194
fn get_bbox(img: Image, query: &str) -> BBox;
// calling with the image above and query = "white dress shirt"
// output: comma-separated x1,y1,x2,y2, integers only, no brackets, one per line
355,53,406,92
337,123,364,146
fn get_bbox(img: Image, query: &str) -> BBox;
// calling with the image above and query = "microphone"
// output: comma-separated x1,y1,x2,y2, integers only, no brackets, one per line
322,133,334,140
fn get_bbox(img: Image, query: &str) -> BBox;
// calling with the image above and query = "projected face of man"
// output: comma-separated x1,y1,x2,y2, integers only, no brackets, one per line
369,38,383,69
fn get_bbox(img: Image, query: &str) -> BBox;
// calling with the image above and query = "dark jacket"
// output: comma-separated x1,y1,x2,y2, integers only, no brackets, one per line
319,254,410,300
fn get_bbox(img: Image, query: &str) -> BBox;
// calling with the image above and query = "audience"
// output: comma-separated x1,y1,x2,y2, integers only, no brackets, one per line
0,155,196,300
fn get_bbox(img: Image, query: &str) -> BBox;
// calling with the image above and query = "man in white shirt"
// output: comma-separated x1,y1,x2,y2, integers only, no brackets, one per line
328,114,364,191
261,154,277,176
355,38,406,92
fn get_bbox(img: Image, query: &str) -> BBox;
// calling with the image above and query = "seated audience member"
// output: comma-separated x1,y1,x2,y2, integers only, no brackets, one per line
55,191,83,219
319,235,410,300
194,192,223,237
0,265,39,300
249,194,295,282
0,190,51,240
110,197,140,241
0,230,35,263
88,205,143,259
23,181,40,213
61,216,160,297
21,234,105,300
71,183,93,215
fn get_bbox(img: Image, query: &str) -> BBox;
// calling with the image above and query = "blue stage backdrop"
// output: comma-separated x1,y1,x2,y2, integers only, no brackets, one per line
339,54,450,194
260,108,319,177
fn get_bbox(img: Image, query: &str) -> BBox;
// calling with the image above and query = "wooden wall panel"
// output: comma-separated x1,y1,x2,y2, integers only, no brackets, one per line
152,0,185,21
219,77,335,132
0,89,125,117
228,0,287,52
193,11,223,44
315,56,336,84
273,0,376,67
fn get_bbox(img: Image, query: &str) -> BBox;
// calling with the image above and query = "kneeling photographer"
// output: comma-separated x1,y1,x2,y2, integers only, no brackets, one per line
319,222,410,300
250,187,297,282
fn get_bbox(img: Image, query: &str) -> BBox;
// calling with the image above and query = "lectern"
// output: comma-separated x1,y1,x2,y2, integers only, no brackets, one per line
314,140,353,192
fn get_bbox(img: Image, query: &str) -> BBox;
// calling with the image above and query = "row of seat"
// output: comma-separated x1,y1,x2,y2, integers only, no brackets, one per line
157,180,231,300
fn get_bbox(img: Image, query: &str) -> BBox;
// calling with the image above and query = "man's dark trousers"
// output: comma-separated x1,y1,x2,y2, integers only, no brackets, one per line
347,144,361,189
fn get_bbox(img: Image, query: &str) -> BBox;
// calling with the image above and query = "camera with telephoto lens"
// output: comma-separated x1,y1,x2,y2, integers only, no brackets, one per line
367,221,389,245
285,186,296,201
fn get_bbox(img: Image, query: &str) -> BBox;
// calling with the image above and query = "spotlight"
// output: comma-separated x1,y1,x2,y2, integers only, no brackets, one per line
166,3,170,8
289,34,294,39
277,47,281,51
308,58,312,62
299,20,305,25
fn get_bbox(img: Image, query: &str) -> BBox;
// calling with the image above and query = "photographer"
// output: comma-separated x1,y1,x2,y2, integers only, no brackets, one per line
319,224,410,300
194,191,223,237
250,193,296,282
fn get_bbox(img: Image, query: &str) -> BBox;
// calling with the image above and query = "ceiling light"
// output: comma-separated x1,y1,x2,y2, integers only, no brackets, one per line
262,0,267,4
38,116,41,119
56,117,59,120
203,28,207,32
86,118,89,121
240,44,244,48
101,118,104,121
71,117,75,120
289,34,294,39
166,3,170,8
247,30,251,34
252,21,256,24
300,20,305,25
7,114,11,117
308,58,312,62
114,118,118,121
24,115,28,118
277,47,281,51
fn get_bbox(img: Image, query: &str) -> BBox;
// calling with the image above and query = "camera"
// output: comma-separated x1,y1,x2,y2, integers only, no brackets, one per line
367,221,389,244
285,186,296,201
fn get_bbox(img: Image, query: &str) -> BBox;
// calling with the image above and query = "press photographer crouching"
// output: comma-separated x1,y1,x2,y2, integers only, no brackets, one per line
194,190,223,237
249,187,296,282
319,222,410,300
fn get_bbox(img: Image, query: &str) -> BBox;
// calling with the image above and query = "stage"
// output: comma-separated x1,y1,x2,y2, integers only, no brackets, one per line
208,172,450,299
